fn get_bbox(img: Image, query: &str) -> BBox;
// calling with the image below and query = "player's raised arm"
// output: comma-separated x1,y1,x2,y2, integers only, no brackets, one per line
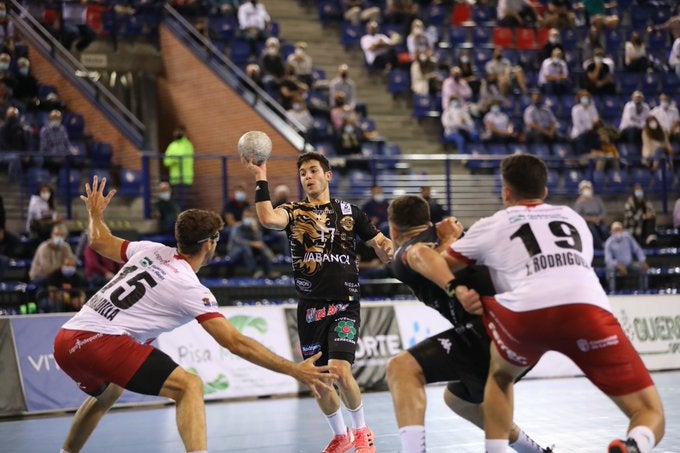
80,176,127,263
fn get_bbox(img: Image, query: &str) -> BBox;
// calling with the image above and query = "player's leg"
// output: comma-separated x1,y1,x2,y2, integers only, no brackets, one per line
386,351,427,453
608,387,665,453
61,384,124,453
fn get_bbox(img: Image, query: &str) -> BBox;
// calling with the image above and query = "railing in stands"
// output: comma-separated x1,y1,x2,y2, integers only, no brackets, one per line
161,4,311,153
8,0,148,149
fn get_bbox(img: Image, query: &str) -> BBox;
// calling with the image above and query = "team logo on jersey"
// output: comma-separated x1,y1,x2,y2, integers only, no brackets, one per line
140,257,153,267
335,320,357,340
202,294,217,308
438,337,452,354
340,201,352,215
296,278,312,291
340,216,354,232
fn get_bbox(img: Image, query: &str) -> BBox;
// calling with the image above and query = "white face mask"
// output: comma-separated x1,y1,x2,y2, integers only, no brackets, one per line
40,191,51,201
594,57,603,64
159,192,171,201
580,97,590,107
235,191,247,202
373,194,385,203
491,105,501,113
581,188,593,197
52,236,64,246
661,100,669,109
242,217,256,226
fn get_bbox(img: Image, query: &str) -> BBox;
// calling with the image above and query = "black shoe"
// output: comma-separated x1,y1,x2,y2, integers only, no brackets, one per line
609,438,640,453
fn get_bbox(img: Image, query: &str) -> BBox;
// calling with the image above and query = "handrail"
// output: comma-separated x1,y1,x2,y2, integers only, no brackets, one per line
162,4,310,152
8,0,147,148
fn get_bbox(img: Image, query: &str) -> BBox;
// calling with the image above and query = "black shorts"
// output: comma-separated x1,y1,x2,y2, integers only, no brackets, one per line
409,319,491,404
297,299,361,366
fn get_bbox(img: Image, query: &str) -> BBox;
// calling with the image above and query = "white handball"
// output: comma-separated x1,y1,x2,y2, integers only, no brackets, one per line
238,130,272,164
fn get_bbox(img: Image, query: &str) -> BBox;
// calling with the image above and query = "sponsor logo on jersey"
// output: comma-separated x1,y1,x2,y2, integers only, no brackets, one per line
301,343,322,355
340,201,352,215
487,321,528,365
202,297,217,308
305,303,349,323
140,257,153,267
335,320,357,341
576,335,619,352
438,337,452,354
340,216,354,232
303,252,351,264
296,278,312,291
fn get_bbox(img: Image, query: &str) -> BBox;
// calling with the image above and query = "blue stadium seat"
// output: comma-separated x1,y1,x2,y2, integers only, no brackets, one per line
426,4,447,27
118,169,143,198
88,169,111,188
90,142,113,169
63,112,85,139
529,144,551,159
314,141,336,156
604,29,622,51
449,27,468,47
662,72,680,94
546,169,561,193
641,72,661,96
552,142,574,160
388,69,410,96
563,168,584,194
25,167,51,196
473,47,494,69
309,116,331,143
618,72,640,93
630,5,649,29
318,0,342,25
57,168,81,199
560,28,578,51
229,39,251,66
472,5,494,23
471,27,491,46
119,15,144,38
507,143,528,155
630,167,652,188
413,94,433,119
618,142,642,166
647,29,668,49
600,95,621,122
651,167,673,194
209,17,237,42
650,6,672,25
591,169,606,193
341,21,362,49
359,117,377,133
606,168,628,194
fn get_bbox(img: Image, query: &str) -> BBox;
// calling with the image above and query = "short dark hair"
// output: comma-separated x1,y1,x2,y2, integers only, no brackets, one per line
501,154,547,200
388,195,431,232
297,151,331,173
175,209,224,256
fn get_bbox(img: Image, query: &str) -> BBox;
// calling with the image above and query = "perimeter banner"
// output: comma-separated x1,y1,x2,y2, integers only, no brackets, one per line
157,306,298,399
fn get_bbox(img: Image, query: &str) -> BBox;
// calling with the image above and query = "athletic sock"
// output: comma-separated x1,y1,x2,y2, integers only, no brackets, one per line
187,451,208,453
628,426,655,453
399,425,426,453
326,408,348,436
347,403,366,429
510,429,545,452
60,449,71,453
486,439,510,453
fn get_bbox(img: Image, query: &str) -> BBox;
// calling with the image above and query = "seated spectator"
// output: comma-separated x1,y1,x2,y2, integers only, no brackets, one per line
329,64,356,109
497,0,540,27
267,184,291,258
280,64,309,111
538,48,570,95
286,41,313,87
536,28,565,69
641,116,672,171
245,63,265,96
441,97,479,153
582,47,616,96
604,221,648,293
574,180,609,249
26,183,61,241
650,94,680,144
670,37,680,76
287,100,313,130
410,50,440,97
39,109,76,174
361,185,389,233
383,0,418,34
441,66,472,111
580,25,604,66
337,112,365,155
485,47,527,96
0,107,31,178
544,0,575,29
0,2,16,54
624,183,657,246
37,256,87,313
570,90,601,154
223,185,250,228
648,4,680,40
54,1,97,52
360,20,397,72
619,91,650,145
475,77,508,117
420,186,447,223
152,181,181,235
0,52,15,95
483,101,517,143
456,50,481,98
624,32,650,72
13,58,39,112
260,37,285,94
406,19,434,61
227,207,277,278
238,0,270,53
574,0,618,30
83,240,120,290
342,0,381,25
330,92,355,133
28,223,75,284
524,91,559,145
588,128,620,172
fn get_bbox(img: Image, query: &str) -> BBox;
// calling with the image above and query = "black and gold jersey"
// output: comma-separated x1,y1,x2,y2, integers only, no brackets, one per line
279,199,378,301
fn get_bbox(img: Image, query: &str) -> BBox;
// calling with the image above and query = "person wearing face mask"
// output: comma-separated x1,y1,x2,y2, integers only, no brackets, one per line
39,255,87,313
441,96,479,153
456,50,481,97
582,47,616,96
163,125,194,209
624,183,657,247
624,32,649,72
361,185,390,234
26,183,62,241
329,64,356,109
222,184,251,231
39,109,75,174
484,47,527,96
0,2,16,54
152,181,181,235
619,91,650,146
536,28,564,69
286,41,314,87
538,47,570,95
260,37,285,93
524,91,559,145
0,52,15,94
574,180,609,249
641,116,673,171
650,94,680,144
286,99,314,130
668,36,680,76
410,50,440,97
406,19,433,61
482,101,516,143
604,221,649,293
441,66,472,111
544,0,575,29
360,20,397,72
571,89,601,154
13,57,39,111
227,206,277,279
238,0,270,56
29,223,75,284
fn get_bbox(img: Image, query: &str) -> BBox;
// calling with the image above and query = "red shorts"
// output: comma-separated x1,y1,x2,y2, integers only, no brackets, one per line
54,329,155,396
481,297,654,396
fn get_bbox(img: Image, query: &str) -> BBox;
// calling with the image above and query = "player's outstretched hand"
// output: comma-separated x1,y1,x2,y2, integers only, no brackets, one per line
296,352,338,399
80,176,116,217
455,285,483,315
241,155,267,181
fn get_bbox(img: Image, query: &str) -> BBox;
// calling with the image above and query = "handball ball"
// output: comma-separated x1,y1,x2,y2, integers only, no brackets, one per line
238,131,272,164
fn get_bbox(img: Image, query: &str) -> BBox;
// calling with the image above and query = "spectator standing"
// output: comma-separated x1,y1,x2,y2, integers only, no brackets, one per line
624,183,657,246
360,20,397,72
604,221,649,293
523,91,558,145
650,94,680,144
163,126,194,209
38,256,87,313
39,109,74,174
624,32,649,72
26,183,61,241
441,97,479,153
574,179,609,249
28,223,75,283
618,91,650,146
152,181,181,235
641,116,672,171
329,64,356,109
538,48,570,95
571,90,601,154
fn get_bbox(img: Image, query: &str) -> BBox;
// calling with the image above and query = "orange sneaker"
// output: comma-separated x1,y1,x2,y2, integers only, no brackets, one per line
322,428,354,453
353,426,376,453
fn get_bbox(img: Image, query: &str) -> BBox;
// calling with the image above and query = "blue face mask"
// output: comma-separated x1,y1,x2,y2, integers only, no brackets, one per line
19,67,29,76
49,120,61,128
62,266,76,277
0,63,9,71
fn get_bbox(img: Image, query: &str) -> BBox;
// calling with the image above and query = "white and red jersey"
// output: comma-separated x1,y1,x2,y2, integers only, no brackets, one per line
449,202,610,312
62,241,222,343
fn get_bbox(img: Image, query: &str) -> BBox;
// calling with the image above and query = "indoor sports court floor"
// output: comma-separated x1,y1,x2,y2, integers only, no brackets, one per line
2,370,679,453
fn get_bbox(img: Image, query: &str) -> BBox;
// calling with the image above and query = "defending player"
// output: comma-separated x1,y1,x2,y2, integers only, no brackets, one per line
53,177,336,453
386,195,552,453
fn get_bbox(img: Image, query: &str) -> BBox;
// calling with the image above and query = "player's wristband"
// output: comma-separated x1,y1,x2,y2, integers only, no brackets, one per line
255,180,270,202
445,279,462,299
